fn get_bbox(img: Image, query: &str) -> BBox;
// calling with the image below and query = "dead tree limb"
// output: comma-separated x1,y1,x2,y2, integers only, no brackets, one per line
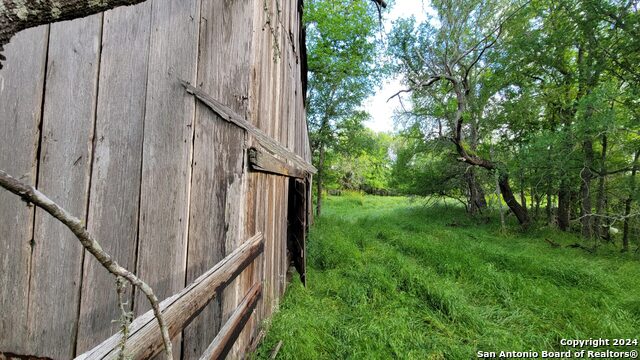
544,238,561,248
0,169,173,360
0,0,149,68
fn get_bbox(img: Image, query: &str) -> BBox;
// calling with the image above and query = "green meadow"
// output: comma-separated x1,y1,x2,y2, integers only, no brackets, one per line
254,194,640,359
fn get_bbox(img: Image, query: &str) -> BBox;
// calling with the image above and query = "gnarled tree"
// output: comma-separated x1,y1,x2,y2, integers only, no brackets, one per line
389,0,530,226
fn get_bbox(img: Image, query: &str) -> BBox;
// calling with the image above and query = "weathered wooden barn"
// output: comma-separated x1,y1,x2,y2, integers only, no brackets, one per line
0,0,313,358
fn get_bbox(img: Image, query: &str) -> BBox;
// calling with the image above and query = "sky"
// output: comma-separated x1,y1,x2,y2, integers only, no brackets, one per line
362,0,435,133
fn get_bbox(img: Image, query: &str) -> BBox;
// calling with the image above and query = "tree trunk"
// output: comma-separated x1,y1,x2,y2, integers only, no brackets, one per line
545,145,553,225
466,118,486,214
315,143,325,217
0,0,148,68
546,187,552,225
530,182,535,216
570,189,580,220
622,198,633,252
495,170,505,231
450,81,527,226
520,187,527,213
519,170,527,211
622,150,639,252
455,143,528,226
466,168,487,215
580,139,594,239
498,172,529,227
594,134,608,238
558,179,571,231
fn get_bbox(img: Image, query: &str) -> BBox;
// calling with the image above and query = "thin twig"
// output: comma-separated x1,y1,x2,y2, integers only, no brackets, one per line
386,88,412,102
0,170,173,360
573,212,640,222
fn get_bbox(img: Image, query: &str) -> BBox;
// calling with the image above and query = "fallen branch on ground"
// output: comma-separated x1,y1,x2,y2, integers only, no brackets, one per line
567,243,594,253
544,238,561,248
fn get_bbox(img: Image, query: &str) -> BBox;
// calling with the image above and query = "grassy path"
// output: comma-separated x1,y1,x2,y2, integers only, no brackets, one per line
254,195,640,359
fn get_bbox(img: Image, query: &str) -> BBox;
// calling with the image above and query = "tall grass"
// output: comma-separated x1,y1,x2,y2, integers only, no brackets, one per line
254,196,640,359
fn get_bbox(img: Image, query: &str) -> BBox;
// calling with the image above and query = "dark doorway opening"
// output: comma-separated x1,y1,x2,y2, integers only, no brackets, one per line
287,177,307,285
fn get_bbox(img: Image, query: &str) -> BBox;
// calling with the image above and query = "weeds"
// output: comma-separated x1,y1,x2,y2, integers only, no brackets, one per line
254,196,640,359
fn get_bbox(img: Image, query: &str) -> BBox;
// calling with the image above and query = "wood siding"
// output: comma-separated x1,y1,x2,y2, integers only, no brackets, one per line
0,0,311,358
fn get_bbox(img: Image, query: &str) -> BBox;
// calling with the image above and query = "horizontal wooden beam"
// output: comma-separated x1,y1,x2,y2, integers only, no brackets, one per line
199,282,262,360
248,147,307,178
76,233,265,360
180,80,317,175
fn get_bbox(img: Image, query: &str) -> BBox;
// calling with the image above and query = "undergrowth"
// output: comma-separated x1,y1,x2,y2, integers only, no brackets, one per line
253,196,640,359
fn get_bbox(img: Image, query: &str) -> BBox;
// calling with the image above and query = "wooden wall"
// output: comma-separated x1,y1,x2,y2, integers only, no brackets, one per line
0,0,310,358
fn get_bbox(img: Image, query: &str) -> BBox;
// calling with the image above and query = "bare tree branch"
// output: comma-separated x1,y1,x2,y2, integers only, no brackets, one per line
464,25,502,79
451,0,532,68
572,212,640,223
0,169,173,360
590,166,632,176
388,74,459,103
386,88,412,102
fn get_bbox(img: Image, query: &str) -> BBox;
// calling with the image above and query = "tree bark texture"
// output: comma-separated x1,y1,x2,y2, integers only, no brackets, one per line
0,0,148,68
466,120,487,214
449,83,528,226
498,173,529,227
465,168,487,215
455,143,529,226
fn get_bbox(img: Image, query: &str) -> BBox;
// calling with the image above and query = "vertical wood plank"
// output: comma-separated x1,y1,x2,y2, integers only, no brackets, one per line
133,0,200,357
243,0,265,322
265,0,277,319
0,26,48,356
248,0,265,328
27,14,103,359
182,120,244,358
183,0,254,357
279,177,288,297
273,0,285,309
0,0,310,356
75,2,152,353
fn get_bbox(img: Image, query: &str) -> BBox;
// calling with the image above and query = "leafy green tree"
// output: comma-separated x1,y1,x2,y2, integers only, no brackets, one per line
305,0,383,216
497,0,640,240
388,0,639,247
388,0,532,226
318,111,394,194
